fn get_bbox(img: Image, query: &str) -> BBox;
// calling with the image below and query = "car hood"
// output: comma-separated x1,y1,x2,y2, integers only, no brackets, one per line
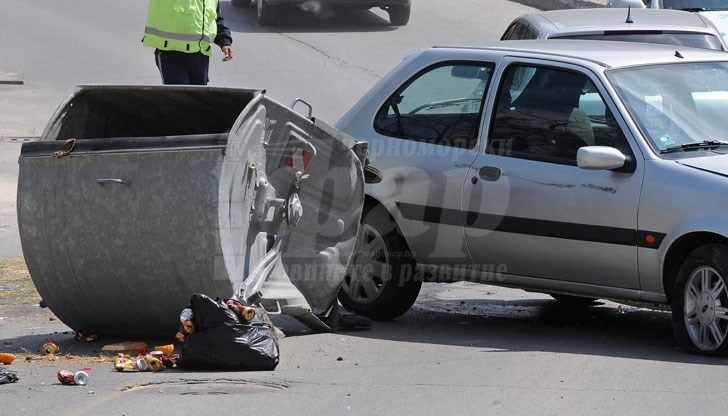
677,152,728,177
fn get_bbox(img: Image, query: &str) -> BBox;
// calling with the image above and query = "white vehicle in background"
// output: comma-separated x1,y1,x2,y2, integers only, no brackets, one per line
501,7,727,51
609,0,728,43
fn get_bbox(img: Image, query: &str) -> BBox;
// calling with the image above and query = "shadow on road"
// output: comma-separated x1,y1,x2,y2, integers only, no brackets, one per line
340,293,728,365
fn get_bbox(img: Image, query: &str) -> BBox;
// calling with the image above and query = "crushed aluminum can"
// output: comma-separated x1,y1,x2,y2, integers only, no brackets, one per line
57,370,89,386
135,358,148,371
146,356,164,372
179,308,193,323
41,340,60,356
225,299,256,321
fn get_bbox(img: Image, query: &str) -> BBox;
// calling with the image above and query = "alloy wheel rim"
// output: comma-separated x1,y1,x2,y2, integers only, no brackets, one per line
684,266,728,351
342,224,392,304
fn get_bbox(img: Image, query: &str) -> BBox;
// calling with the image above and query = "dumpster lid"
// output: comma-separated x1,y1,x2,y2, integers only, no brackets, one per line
218,93,366,330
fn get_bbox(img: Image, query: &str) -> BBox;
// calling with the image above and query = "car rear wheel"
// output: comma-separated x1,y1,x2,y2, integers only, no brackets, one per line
339,204,421,320
387,5,410,26
257,0,279,26
672,244,728,355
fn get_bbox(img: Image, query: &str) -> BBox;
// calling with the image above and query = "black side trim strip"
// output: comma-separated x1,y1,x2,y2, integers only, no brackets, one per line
396,202,664,249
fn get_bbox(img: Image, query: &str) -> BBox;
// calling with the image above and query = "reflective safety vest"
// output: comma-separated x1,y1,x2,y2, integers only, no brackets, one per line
143,0,219,57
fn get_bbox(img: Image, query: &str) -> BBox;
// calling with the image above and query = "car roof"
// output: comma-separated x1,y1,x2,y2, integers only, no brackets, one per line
430,39,728,69
516,8,717,35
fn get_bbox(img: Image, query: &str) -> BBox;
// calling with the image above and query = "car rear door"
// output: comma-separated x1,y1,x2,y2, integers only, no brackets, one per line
462,59,644,290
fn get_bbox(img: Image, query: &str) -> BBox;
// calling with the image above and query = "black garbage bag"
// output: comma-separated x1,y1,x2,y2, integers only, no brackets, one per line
178,293,279,371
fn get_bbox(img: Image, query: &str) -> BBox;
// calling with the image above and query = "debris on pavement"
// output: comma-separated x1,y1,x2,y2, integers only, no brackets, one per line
74,332,98,342
0,352,15,364
0,366,18,384
113,352,175,372
153,344,174,356
100,341,149,354
57,369,89,385
40,340,60,356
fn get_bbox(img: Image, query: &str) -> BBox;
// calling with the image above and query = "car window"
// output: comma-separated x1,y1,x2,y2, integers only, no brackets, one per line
487,64,627,165
661,0,728,9
373,62,494,149
501,21,535,40
501,22,520,40
610,61,728,153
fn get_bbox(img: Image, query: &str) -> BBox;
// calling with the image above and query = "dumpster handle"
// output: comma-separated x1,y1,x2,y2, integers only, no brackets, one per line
289,98,312,119
97,178,129,185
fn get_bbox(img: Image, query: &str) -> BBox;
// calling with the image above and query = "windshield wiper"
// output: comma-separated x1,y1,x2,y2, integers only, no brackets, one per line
680,8,709,11
660,140,728,154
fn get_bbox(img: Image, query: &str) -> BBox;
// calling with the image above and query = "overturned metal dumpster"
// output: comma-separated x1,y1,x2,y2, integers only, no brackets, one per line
17,85,366,337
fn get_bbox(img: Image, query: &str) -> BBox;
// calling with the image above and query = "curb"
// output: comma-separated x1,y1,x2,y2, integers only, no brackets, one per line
514,0,605,11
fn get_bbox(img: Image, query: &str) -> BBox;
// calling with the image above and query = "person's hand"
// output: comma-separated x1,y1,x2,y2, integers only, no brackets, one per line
221,45,233,62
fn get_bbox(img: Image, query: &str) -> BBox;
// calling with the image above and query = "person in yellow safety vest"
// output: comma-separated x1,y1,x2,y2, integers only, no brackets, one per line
142,0,234,85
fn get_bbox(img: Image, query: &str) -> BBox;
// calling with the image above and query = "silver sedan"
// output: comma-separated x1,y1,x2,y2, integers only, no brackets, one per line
335,40,728,355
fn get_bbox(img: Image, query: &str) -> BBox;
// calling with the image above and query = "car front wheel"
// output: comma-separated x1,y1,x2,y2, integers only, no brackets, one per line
387,5,410,26
339,204,421,320
672,244,728,355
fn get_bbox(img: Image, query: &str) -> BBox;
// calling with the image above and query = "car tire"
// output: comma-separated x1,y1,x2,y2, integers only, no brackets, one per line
549,293,598,305
338,204,421,320
257,0,279,26
672,244,728,355
388,5,410,26
231,0,250,7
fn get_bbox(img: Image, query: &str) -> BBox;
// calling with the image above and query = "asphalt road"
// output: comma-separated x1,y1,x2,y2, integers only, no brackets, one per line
1,1,727,415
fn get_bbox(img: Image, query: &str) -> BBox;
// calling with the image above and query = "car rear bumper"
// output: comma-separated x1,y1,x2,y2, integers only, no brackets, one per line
266,0,411,7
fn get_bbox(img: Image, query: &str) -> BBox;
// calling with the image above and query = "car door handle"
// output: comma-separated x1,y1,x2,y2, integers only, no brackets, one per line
474,166,501,183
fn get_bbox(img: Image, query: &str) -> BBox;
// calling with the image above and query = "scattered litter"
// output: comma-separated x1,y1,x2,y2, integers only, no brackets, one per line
57,369,89,386
0,352,16,365
0,366,18,384
225,298,256,321
40,340,60,356
100,341,149,354
153,344,174,356
113,352,176,372
177,293,279,371
74,332,98,342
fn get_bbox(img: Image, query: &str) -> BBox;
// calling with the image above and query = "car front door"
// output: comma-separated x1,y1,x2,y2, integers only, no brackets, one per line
463,60,644,290
365,60,496,272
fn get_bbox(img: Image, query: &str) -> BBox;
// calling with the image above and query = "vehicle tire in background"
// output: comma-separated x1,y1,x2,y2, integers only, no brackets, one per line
230,0,250,7
672,244,728,355
339,204,421,320
388,5,410,26
257,0,279,26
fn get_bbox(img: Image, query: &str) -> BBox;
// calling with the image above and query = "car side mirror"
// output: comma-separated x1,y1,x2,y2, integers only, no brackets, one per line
577,146,627,170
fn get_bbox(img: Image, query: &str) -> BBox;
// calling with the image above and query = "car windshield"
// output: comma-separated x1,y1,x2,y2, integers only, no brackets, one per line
609,61,728,154
660,0,728,10
555,33,724,50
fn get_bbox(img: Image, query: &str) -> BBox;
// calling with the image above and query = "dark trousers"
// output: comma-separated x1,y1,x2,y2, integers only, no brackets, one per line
155,50,210,85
